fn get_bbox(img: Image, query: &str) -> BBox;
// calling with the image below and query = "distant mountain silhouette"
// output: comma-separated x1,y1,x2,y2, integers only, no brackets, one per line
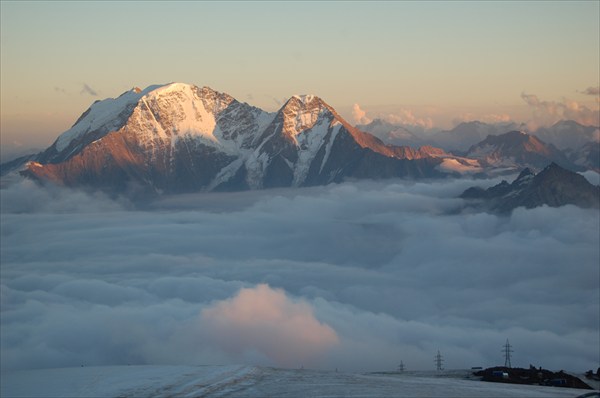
465,131,576,171
461,163,600,213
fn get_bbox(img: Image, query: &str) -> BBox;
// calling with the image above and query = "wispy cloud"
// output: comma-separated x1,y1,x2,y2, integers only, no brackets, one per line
453,112,513,126
80,83,98,97
521,92,600,128
264,94,286,108
382,109,434,129
581,86,599,96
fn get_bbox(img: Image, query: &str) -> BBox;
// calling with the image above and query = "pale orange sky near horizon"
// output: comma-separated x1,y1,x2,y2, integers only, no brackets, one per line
1,1,598,159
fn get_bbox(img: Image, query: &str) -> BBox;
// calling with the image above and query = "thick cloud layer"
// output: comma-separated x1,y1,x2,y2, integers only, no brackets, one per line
1,177,598,372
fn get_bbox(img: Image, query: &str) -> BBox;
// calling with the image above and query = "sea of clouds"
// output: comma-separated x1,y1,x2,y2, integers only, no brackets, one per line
1,176,598,373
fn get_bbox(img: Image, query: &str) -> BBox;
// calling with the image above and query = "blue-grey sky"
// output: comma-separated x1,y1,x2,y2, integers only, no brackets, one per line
1,1,599,154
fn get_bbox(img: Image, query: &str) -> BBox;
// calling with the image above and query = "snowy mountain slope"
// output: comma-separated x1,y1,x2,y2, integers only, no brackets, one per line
2,365,592,398
53,85,164,153
41,84,272,164
17,83,450,194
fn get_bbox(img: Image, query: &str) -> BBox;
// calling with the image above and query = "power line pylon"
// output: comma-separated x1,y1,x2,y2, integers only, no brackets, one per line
503,339,513,368
434,350,444,371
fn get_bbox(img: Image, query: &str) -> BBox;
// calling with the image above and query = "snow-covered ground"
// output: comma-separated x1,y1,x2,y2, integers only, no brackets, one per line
2,365,595,398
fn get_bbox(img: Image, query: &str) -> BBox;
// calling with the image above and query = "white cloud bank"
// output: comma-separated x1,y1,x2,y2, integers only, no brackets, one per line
1,178,598,372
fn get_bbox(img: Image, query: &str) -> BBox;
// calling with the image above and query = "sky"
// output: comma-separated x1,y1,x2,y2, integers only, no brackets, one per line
1,176,598,372
1,1,599,158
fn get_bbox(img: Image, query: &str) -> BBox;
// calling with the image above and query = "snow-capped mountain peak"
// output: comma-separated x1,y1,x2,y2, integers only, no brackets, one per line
16,82,452,194
291,94,316,102
50,83,258,161
55,83,168,152
131,83,236,148
280,94,332,137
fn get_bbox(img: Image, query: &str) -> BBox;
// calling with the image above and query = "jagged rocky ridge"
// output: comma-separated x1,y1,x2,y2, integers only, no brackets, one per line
460,162,600,212
13,83,449,194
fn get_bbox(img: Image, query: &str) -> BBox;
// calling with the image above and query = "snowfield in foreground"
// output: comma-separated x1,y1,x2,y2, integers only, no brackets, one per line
2,365,594,398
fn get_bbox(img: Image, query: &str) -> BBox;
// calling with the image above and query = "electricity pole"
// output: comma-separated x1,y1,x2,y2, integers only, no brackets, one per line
503,339,513,368
434,350,444,371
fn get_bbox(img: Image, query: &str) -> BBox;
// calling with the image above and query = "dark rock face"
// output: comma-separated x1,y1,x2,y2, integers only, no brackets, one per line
8,83,448,195
460,163,600,213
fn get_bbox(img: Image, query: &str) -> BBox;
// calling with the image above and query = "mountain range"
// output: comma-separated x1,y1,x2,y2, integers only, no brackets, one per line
9,83,451,194
1,82,598,199
359,119,599,154
433,121,528,152
533,120,599,150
